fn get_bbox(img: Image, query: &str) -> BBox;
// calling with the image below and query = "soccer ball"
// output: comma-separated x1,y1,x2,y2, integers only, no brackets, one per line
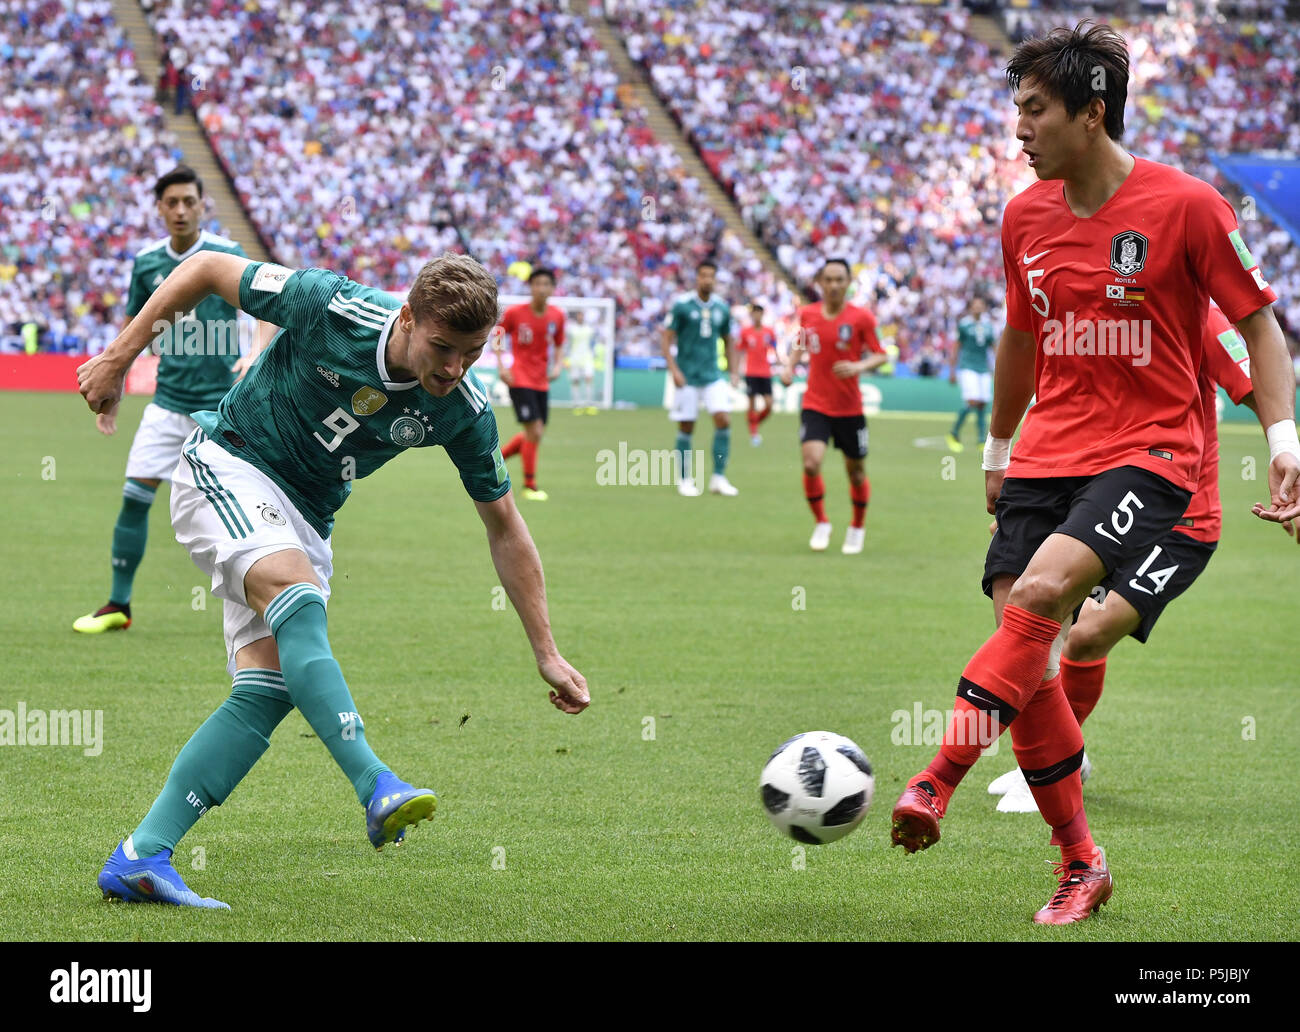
760,731,874,844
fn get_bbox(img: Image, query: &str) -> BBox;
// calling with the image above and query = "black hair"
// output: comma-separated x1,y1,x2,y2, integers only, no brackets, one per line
153,165,203,200
1006,21,1129,141
528,267,556,284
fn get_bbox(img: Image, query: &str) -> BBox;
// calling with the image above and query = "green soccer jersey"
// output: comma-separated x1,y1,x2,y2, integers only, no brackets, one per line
955,315,996,373
126,230,247,414
192,262,509,540
666,291,731,386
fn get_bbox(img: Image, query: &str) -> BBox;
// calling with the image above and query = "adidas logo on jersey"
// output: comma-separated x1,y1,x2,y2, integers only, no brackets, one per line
317,366,341,387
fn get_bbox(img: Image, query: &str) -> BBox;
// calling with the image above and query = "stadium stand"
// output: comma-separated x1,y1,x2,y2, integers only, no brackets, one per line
6,1,1296,367
145,0,792,359
615,1,1299,371
0,0,201,354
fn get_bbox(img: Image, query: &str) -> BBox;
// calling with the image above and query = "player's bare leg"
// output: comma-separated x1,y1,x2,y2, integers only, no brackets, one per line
75,475,164,633
520,418,548,501
708,409,738,495
842,456,869,554
802,439,831,549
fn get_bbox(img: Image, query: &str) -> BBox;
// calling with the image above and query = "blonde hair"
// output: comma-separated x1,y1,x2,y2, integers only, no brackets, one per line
408,253,499,333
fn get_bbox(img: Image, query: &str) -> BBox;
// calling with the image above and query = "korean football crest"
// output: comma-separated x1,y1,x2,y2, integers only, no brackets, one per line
1109,231,1148,277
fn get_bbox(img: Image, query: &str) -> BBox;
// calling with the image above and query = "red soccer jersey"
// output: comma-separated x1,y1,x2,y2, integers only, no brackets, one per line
1178,304,1254,543
498,303,565,391
1002,156,1276,491
798,302,884,418
738,326,776,377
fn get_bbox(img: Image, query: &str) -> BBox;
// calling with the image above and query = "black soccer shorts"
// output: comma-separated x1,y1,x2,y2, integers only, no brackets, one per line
1092,528,1217,643
800,408,868,460
982,465,1193,598
509,387,549,425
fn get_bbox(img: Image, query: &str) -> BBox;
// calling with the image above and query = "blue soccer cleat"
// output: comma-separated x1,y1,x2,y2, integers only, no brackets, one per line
365,772,438,849
97,838,230,909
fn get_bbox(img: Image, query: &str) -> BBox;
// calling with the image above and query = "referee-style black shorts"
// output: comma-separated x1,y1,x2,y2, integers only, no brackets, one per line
509,387,548,425
1093,529,1217,643
982,465,1193,598
800,408,868,459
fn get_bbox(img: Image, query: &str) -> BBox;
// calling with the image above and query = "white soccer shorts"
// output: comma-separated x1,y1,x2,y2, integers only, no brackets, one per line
668,379,731,421
170,428,333,674
125,403,198,480
958,369,992,404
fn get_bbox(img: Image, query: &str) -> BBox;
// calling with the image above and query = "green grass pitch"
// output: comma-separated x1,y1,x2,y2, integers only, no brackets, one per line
1,391,1295,941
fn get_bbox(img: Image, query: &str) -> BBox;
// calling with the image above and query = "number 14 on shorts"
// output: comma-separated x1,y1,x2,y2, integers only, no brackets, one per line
1127,543,1179,595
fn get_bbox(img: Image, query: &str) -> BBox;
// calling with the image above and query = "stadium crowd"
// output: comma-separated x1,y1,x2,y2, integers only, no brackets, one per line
4,0,1297,369
0,0,201,354
1099,8,1300,338
145,0,791,358
617,0,1299,371
617,2,1029,372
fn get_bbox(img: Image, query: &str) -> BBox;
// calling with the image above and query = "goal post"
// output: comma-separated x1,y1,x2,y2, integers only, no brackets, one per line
481,294,616,410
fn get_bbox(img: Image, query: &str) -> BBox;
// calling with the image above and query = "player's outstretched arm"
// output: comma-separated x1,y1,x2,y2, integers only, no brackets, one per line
859,351,890,375
474,493,590,714
661,327,684,388
780,327,803,386
549,338,565,381
78,251,254,414
93,315,137,435
983,324,1036,513
491,324,515,387
1236,305,1300,523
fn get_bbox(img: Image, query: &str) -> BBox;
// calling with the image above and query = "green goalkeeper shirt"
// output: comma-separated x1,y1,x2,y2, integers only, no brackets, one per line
191,262,509,539
665,291,731,386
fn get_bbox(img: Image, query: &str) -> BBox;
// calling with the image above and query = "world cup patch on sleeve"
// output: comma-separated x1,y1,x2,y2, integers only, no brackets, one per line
250,264,293,294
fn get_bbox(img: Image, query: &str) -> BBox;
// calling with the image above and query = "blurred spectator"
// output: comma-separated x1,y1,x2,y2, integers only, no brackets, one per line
157,51,177,108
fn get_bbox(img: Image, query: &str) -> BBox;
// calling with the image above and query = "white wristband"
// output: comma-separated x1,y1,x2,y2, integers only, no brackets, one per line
982,435,1012,471
1266,419,1300,463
